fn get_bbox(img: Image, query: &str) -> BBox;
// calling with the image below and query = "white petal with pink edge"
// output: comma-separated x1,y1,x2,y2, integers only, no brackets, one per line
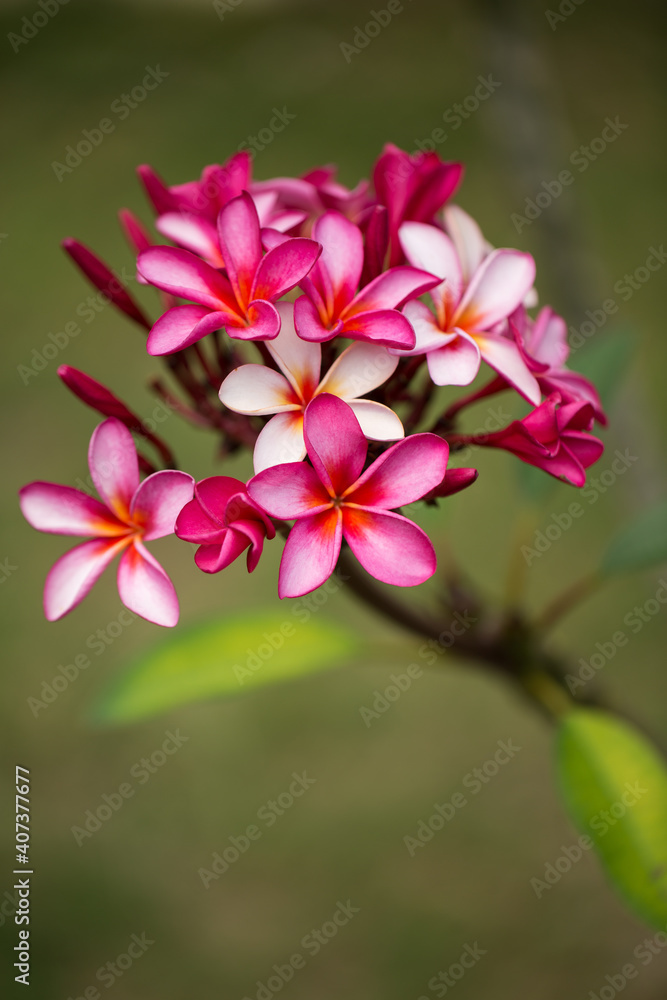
266,302,321,398
219,365,299,416
477,334,542,404
44,536,130,621
454,249,536,331
116,541,180,627
88,418,139,520
346,400,404,441
19,482,128,537
130,470,194,541
318,341,398,399
426,331,481,386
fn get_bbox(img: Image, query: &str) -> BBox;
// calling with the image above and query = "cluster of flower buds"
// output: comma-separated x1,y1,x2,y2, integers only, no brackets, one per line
20,144,605,626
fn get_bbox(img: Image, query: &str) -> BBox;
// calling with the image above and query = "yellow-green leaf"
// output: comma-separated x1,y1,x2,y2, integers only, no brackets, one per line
92,611,363,725
557,708,667,927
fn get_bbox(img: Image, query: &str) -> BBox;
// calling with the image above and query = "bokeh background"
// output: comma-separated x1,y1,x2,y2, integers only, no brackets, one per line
2,0,666,997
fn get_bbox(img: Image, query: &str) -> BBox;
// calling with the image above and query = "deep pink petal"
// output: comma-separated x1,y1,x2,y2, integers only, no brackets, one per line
233,300,281,341
88,419,139,520
137,246,236,311
19,482,127,537
175,496,226,544
348,265,440,313
348,434,449,508
194,531,250,574
455,249,536,331
216,192,262,308
563,430,605,469
303,394,367,496
312,212,364,309
425,332,481,386
43,537,129,621
341,309,416,350
62,238,150,329
117,541,180,627
278,509,343,598
130,470,194,540
195,477,247,524
146,305,230,355
293,295,338,342
155,213,223,266
251,237,322,302
247,462,331,518
58,366,139,425
342,507,436,586
476,334,542,404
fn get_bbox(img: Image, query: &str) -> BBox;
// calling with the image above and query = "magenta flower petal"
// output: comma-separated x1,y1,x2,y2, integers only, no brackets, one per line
156,213,223,265
195,476,249,523
234,300,281,341
119,208,153,256
88,419,139,520
348,433,449,508
19,482,127,537
58,365,139,425
175,497,225,544
303,394,367,496
216,192,263,307
117,541,180,627
138,246,236,312
146,306,229,356
194,531,250,574
293,295,337,342
278,508,343,598
342,507,436,586
43,537,129,621
130,470,194,541
348,265,439,313
62,238,150,330
341,309,416,350
252,236,321,302
247,462,332,519
312,212,364,306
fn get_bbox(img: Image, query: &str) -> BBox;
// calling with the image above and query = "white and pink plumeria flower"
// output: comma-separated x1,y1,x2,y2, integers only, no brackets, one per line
219,302,404,472
396,219,541,403
19,419,194,627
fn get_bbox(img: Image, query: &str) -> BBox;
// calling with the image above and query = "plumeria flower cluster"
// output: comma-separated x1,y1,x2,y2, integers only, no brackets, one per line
20,144,605,626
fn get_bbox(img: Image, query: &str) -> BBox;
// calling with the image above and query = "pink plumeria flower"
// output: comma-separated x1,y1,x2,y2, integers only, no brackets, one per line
372,143,463,265
396,220,541,403
292,210,440,350
138,192,321,354
175,477,275,573
19,419,194,626
219,302,404,472
247,394,449,598
512,305,606,424
480,392,604,486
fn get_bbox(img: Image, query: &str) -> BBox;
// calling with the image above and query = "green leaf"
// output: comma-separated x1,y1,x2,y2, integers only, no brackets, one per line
92,611,364,725
556,708,667,927
601,501,667,575
574,327,634,408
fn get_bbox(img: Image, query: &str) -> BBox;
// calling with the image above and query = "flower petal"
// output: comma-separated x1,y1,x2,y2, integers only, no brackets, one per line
443,205,488,282
233,300,281,341
138,246,236,311
175,497,225,544
454,249,536,331
392,300,454,357
251,237,322,302
341,309,416,350
19,482,127,537
278,509,343,598
44,537,129,621
293,295,337,342
317,341,398,399
155,213,223,266
476,333,542,404
342,507,436,586
346,400,405,441
425,332,481,386
312,211,364,309
219,365,297,415
88,418,139,520
62,238,150,329
247,460,331,517
216,192,262,308
529,307,569,367
348,433,448,508
194,531,250,574
252,413,307,473
266,302,321,399
147,306,230,356
348,265,440,313
117,541,180,627
398,221,463,314
130,470,194,540
303,394,367,496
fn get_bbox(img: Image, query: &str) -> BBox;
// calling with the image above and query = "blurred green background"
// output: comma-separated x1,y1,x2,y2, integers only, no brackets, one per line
1,0,666,996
